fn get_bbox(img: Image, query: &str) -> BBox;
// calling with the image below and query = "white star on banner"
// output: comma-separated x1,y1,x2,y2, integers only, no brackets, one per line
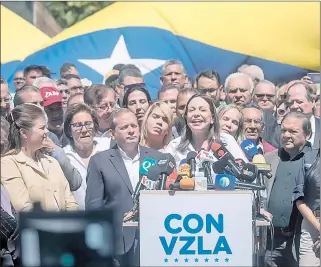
78,35,166,77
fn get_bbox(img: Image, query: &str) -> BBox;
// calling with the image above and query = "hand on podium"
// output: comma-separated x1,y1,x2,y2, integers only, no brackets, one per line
123,208,138,222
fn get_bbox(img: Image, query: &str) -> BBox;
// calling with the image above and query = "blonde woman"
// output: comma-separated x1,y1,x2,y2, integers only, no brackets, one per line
217,104,243,142
140,101,174,151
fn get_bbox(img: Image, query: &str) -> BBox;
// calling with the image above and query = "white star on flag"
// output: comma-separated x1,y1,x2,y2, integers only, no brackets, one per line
78,35,166,77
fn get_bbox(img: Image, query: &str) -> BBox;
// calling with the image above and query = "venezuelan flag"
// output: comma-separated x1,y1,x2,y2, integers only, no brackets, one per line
4,2,320,97
1,6,50,84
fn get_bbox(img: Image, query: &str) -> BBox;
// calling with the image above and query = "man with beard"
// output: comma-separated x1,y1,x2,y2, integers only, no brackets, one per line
84,84,117,138
242,103,276,154
0,77,11,119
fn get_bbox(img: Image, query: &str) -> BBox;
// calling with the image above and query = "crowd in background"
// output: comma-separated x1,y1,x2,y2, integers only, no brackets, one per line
0,60,320,267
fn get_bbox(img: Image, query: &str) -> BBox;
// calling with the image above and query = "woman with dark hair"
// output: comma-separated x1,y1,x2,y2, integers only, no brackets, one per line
63,103,111,209
293,148,320,266
122,84,151,126
165,94,247,166
1,103,78,212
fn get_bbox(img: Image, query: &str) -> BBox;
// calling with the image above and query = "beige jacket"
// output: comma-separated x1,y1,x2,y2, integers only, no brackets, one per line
1,151,78,212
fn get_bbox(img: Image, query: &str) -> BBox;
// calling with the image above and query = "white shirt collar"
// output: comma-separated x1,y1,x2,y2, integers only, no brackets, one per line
118,145,140,161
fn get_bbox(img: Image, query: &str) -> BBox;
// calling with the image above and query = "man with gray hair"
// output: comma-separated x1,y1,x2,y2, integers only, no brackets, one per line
252,80,276,111
160,59,187,89
116,67,144,107
224,72,254,108
33,76,57,89
238,64,264,86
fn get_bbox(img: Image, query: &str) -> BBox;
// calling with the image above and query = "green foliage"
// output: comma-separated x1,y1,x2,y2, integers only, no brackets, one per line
46,2,113,29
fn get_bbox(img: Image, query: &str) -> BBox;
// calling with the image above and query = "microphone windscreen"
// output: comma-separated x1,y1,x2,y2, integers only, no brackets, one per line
186,151,197,162
180,178,195,190
211,143,222,152
252,154,266,164
215,174,236,190
147,165,161,181
240,139,258,160
139,157,157,175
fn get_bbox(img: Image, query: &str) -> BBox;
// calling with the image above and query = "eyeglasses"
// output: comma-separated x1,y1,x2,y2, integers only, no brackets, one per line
0,96,12,103
70,121,94,131
244,118,264,126
199,88,219,94
28,101,44,107
94,102,115,111
255,94,275,99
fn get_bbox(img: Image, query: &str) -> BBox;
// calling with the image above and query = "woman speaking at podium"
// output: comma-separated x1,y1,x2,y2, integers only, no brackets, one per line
164,94,247,166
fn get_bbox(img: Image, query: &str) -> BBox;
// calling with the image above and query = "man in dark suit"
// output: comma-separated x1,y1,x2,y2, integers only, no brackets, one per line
85,108,163,266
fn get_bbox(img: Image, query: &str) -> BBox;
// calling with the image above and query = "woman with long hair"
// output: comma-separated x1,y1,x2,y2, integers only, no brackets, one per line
140,101,173,151
63,103,111,209
122,85,151,126
165,94,247,166
217,104,243,142
1,103,78,212
293,148,320,266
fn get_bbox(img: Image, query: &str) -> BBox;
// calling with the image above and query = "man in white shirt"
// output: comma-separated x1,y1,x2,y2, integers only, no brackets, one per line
85,108,163,266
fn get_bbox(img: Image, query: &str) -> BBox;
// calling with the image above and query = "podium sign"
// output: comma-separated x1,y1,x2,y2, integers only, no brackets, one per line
140,191,253,266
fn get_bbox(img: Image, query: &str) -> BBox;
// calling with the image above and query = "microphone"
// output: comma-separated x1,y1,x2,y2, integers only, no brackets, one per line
214,174,236,190
133,157,158,201
186,151,197,178
211,143,242,177
252,154,272,177
177,159,191,179
157,153,176,190
169,178,195,191
234,158,245,169
239,163,258,183
196,149,215,183
139,157,157,176
240,139,258,161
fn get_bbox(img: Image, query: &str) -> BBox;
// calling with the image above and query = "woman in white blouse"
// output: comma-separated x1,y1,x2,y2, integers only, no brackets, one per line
63,103,111,209
165,94,247,167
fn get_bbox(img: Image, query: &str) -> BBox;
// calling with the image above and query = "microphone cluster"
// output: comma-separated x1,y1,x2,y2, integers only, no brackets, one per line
124,140,272,222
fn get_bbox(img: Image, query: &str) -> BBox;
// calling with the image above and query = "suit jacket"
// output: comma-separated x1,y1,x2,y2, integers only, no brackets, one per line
1,151,78,212
85,144,163,255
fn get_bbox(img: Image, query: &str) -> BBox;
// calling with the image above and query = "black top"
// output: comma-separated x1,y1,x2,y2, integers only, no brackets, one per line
293,148,320,212
267,144,311,228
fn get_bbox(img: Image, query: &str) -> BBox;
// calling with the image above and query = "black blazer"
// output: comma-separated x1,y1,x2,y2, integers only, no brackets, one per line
85,144,163,255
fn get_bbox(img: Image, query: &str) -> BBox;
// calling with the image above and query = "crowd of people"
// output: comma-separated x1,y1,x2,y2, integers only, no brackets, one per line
0,60,320,267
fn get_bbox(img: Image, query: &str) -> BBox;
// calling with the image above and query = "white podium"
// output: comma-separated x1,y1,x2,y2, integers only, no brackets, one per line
139,191,253,266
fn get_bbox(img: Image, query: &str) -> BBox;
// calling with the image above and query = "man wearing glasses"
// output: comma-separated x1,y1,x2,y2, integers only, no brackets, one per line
242,103,276,154
63,74,84,95
0,77,11,118
252,80,277,112
195,69,223,107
